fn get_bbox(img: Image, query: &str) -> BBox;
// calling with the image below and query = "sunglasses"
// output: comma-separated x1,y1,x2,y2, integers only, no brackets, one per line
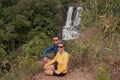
57,46,64,48
53,39,58,41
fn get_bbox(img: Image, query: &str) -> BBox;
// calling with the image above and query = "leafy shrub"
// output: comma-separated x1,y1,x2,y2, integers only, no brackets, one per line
23,33,52,59
0,57,39,80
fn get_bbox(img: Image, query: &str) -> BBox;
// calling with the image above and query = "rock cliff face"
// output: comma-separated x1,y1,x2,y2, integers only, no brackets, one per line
70,2,82,8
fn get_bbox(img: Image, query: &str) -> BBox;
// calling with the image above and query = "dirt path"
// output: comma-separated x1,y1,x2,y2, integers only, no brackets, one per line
32,68,95,80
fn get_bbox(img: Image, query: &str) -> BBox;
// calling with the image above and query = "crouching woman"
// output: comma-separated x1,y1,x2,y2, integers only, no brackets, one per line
43,42,69,77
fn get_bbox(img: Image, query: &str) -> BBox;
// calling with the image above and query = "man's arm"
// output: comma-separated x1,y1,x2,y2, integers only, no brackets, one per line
43,45,54,57
43,45,54,63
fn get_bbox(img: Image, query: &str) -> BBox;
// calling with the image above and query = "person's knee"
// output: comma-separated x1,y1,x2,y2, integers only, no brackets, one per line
43,66,47,70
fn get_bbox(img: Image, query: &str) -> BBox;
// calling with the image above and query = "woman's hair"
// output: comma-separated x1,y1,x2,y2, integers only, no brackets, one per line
57,42,65,47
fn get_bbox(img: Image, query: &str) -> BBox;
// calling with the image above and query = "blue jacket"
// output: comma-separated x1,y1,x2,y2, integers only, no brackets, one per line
44,44,58,57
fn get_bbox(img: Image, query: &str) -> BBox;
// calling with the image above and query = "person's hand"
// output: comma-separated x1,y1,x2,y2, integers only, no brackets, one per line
44,57,48,63
54,70,59,74
44,57,50,63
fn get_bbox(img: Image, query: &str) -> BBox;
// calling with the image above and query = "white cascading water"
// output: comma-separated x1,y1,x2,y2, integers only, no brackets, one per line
65,7,73,28
73,7,82,27
62,6,82,40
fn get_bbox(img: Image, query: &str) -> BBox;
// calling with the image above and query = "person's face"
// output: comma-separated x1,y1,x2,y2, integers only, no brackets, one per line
57,44,64,52
53,37,59,45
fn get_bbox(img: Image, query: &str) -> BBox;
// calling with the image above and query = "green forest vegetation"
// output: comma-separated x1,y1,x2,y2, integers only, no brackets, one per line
0,0,120,80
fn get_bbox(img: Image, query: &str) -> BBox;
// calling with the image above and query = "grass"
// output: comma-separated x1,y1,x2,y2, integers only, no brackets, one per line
0,0,120,80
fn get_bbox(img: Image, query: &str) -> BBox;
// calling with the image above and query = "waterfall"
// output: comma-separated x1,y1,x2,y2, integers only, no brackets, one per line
73,7,82,27
62,6,82,40
65,7,73,28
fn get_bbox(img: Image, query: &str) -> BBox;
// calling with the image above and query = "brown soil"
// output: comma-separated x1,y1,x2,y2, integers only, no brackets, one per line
31,61,95,80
